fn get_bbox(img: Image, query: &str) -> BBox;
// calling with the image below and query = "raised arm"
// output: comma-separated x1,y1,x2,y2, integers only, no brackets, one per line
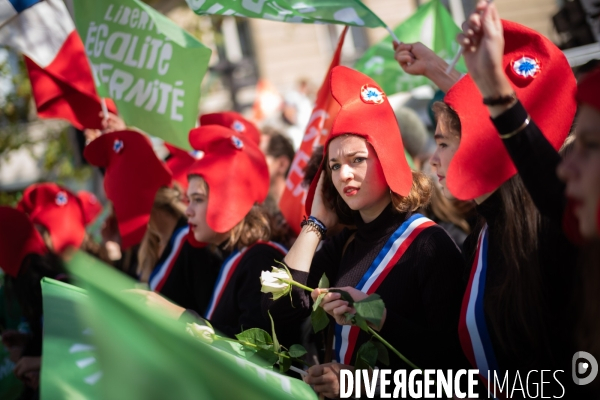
456,1,567,222
393,42,462,92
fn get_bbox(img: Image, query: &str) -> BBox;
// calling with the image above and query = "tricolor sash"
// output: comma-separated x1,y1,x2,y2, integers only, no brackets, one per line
204,241,287,320
458,225,501,395
334,214,435,365
149,225,188,292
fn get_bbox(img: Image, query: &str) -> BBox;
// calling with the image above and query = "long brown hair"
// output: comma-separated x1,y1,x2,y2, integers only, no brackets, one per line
322,134,432,225
436,101,549,360
433,102,550,357
137,187,187,282
428,184,474,234
483,175,548,359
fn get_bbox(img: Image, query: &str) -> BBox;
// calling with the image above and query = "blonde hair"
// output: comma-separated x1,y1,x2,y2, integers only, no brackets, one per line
187,175,271,251
137,186,187,282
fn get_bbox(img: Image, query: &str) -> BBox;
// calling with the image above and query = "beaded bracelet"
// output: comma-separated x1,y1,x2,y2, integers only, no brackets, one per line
300,216,328,239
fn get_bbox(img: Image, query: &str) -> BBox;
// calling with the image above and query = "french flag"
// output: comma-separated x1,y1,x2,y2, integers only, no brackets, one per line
0,0,113,130
0,0,40,25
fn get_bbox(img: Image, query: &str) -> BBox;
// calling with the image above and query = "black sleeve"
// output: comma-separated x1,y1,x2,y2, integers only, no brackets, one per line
378,228,468,370
158,244,222,317
183,247,222,316
231,245,286,337
491,101,567,224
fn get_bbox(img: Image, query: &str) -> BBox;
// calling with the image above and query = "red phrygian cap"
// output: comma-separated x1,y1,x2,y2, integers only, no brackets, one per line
187,125,269,233
445,20,577,200
17,183,86,254
200,111,261,146
77,190,103,226
305,66,413,215
0,207,47,277
84,130,172,249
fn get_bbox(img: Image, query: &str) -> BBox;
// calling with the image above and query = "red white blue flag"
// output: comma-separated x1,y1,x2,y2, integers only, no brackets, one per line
0,0,42,26
0,0,110,129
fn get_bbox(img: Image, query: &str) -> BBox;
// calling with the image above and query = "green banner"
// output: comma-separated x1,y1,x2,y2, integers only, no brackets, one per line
354,0,466,94
65,252,317,400
40,278,101,400
186,0,386,27
73,0,212,149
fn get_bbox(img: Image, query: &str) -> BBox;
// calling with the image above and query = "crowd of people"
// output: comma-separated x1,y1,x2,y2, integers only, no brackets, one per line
1,2,600,398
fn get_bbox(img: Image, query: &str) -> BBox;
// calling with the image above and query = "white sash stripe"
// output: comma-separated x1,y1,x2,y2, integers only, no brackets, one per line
337,216,432,364
465,227,490,373
205,248,246,319
338,326,351,362
149,227,188,291
361,217,431,292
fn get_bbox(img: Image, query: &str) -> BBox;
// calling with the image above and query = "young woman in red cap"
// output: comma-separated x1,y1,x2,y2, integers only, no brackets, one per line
266,66,467,398
457,4,600,395
183,123,288,339
396,12,579,396
84,130,222,317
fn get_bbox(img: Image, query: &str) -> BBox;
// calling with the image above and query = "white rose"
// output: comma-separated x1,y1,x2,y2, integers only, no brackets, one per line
260,266,292,300
186,323,215,344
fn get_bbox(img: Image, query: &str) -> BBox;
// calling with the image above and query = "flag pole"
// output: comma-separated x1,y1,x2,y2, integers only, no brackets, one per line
445,0,494,74
385,26,400,44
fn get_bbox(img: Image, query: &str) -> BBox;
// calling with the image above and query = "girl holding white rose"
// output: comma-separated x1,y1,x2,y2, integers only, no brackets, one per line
266,66,468,398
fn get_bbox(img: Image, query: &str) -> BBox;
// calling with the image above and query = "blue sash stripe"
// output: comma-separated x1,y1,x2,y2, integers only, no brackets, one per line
148,225,188,285
334,213,425,363
334,325,342,362
473,229,501,375
204,249,240,319
355,213,424,291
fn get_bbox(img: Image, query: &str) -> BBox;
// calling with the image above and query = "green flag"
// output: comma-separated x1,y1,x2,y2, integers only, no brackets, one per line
40,278,101,400
355,0,466,94
65,252,317,400
73,0,212,149
186,0,386,27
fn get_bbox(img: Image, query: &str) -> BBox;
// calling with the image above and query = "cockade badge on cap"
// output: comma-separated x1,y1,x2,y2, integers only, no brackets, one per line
189,150,204,160
231,135,244,150
511,56,541,79
55,191,68,207
231,120,245,132
360,84,385,104
113,139,124,154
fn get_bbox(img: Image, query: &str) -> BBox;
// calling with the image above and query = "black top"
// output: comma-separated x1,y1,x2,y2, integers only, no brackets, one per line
210,242,286,338
268,203,468,370
152,218,223,317
459,103,580,395
490,101,567,224
159,251,222,318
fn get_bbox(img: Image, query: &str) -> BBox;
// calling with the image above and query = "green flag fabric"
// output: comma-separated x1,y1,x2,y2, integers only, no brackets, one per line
40,278,101,400
354,0,466,95
73,0,212,149
65,252,317,400
186,0,386,27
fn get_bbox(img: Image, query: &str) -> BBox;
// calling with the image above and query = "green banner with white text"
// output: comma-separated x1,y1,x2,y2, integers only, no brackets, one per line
65,252,317,400
40,278,101,400
73,0,212,149
186,0,386,27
